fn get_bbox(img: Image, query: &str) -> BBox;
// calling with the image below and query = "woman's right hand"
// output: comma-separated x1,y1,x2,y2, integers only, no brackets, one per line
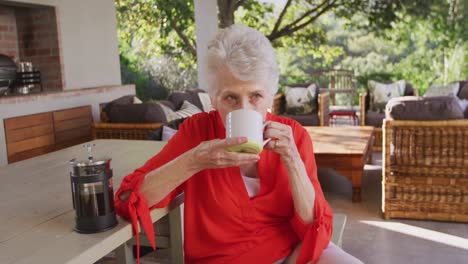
190,137,260,172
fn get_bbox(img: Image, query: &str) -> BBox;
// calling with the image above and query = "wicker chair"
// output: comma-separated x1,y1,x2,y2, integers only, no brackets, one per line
92,122,163,140
360,82,418,151
382,119,468,222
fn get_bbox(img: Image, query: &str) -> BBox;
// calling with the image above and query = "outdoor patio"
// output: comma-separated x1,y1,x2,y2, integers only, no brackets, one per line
0,1,466,264
95,152,468,264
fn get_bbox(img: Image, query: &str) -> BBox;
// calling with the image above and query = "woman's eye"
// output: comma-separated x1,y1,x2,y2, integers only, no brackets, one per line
252,93,263,100
226,95,237,102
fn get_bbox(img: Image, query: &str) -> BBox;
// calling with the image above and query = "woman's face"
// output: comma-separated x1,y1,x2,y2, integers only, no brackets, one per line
211,70,273,125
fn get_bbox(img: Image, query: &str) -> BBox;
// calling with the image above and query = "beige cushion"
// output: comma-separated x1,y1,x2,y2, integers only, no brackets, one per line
284,84,318,114
368,80,405,112
424,82,460,97
159,100,202,122
198,92,212,112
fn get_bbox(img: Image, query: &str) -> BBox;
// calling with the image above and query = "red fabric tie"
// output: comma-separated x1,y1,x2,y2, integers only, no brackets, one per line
127,192,156,264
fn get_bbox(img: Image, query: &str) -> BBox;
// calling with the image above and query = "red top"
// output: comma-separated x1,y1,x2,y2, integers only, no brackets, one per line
115,111,333,264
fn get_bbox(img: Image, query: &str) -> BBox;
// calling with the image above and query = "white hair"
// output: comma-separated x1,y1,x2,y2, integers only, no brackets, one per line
205,24,279,96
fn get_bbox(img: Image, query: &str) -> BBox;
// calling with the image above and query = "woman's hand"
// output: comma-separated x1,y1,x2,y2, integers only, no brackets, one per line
190,137,260,172
263,121,300,163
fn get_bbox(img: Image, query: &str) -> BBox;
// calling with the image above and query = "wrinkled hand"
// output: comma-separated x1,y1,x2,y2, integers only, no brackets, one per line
263,121,299,163
191,137,260,171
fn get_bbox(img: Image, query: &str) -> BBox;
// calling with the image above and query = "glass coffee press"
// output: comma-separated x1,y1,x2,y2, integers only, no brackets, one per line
69,144,117,233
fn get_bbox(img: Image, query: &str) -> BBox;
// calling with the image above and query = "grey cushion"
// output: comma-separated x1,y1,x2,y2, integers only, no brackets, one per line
103,95,135,116
148,117,187,141
403,82,416,96
364,81,416,112
365,111,385,127
157,100,177,111
386,96,464,121
186,89,205,111
168,89,205,111
107,102,167,123
458,81,468,100
281,113,319,126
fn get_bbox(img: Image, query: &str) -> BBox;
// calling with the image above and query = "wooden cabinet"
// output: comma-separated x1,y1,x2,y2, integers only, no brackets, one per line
4,106,92,163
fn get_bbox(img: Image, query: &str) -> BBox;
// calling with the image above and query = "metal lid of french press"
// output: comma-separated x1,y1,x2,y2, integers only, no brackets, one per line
69,144,111,175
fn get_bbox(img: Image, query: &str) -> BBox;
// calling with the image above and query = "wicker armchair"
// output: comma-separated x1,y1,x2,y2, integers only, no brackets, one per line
359,82,418,151
272,90,330,126
382,119,468,222
92,122,163,140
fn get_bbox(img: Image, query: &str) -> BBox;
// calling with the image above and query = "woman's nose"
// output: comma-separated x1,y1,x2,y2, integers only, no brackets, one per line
239,99,254,110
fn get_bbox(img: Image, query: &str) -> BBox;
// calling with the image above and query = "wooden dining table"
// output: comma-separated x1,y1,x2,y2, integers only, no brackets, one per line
0,139,183,264
305,126,375,202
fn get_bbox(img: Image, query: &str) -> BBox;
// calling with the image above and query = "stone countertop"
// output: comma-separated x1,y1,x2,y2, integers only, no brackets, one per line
0,84,135,104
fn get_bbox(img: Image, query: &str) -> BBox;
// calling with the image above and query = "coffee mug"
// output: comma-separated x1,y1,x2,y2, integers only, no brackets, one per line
225,109,271,154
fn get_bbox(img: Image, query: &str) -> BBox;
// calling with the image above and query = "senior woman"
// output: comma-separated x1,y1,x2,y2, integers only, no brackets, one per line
115,25,362,264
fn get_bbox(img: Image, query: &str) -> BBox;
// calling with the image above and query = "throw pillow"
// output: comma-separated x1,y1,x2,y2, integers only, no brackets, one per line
385,96,464,121
168,89,205,111
102,95,136,121
157,102,179,122
458,82,468,100
161,126,178,141
368,80,406,112
185,89,206,111
198,92,213,112
175,100,202,118
284,84,318,114
133,96,143,104
147,117,187,141
424,82,460,97
157,100,202,122
108,103,167,123
456,98,468,118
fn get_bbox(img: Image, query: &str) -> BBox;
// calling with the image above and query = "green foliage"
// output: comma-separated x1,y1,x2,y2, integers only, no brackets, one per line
115,0,198,97
335,0,466,95
115,0,466,99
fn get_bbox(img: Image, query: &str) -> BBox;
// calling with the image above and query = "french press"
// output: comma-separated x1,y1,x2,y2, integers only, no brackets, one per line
69,144,118,233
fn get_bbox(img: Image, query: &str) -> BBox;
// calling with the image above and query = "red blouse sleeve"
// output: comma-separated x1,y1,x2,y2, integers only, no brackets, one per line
114,118,200,262
289,124,334,264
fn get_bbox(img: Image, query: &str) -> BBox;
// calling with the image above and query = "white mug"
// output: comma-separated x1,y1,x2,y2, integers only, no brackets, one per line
225,109,271,154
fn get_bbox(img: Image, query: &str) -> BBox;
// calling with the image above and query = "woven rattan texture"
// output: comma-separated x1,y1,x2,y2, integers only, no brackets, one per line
383,119,468,222
92,123,163,140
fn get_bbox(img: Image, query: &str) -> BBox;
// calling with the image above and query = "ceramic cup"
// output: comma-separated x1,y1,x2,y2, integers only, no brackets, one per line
225,109,271,154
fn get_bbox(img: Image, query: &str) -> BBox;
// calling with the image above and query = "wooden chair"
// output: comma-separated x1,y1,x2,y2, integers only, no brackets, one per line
272,89,330,126
311,69,356,106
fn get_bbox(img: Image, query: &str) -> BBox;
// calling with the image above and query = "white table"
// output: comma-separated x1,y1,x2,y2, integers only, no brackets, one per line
0,139,183,264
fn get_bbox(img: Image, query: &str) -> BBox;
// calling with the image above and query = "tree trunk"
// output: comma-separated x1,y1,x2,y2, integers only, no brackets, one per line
218,0,237,28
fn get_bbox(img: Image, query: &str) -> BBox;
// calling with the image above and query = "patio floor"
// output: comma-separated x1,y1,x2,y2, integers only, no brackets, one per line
96,152,468,264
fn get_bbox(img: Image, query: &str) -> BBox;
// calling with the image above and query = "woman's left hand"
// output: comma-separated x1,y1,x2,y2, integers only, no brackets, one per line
263,121,300,163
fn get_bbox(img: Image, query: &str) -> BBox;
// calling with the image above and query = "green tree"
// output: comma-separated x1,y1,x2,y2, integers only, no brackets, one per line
115,0,443,97
337,0,466,93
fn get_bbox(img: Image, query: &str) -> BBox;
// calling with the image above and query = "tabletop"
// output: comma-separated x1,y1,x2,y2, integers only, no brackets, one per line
0,139,170,264
305,126,374,155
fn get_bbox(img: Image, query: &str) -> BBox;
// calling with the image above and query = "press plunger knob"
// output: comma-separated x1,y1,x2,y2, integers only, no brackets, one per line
84,143,96,162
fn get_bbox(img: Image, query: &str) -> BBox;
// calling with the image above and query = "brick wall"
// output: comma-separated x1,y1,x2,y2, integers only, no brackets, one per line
0,7,19,59
16,7,63,91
